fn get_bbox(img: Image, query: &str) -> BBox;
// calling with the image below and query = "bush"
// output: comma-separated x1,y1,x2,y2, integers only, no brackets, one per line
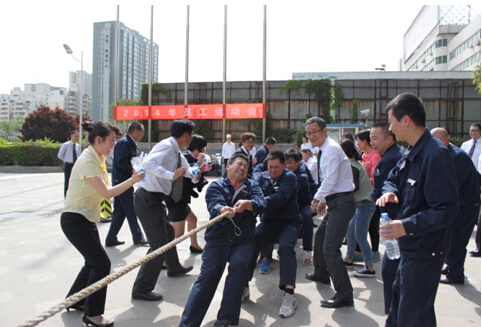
0,142,63,166
449,137,465,148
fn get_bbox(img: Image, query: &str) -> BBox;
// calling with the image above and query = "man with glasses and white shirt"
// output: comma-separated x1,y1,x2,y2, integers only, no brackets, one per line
461,123,481,169
304,117,356,309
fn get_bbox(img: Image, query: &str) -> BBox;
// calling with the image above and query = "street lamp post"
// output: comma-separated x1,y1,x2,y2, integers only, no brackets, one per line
63,44,83,151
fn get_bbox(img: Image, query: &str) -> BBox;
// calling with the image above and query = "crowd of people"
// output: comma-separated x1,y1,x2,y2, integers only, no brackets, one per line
58,93,480,327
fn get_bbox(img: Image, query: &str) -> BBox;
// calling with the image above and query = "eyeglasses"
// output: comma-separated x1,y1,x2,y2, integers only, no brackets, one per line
306,128,322,137
470,129,480,133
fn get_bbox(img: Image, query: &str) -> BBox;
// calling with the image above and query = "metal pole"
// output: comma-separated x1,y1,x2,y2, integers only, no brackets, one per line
114,5,119,122
262,5,267,142
184,5,190,106
222,5,227,143
79,51,83,151
148,5,153,148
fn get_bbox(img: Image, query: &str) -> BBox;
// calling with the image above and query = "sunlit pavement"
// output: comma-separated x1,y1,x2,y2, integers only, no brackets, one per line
0,172,480,327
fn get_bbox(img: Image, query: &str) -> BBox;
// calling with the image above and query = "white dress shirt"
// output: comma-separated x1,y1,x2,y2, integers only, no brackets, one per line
305,157,318,185
461,138,481,168
138,137,192,194
57,140,81,164
301,142,313,151
314,136,354,203
222,141,236,159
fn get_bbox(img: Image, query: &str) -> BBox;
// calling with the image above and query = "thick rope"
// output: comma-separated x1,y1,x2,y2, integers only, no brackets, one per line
17,211,231,327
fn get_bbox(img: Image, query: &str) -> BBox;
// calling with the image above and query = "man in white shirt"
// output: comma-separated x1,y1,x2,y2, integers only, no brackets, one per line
131,119,195,302
57,131,80,197
301,149,318,184
461,123,481,168
304,117,356,309
221,134,236,167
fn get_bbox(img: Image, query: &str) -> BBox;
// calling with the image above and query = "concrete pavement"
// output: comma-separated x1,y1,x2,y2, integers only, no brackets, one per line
0,172,480,327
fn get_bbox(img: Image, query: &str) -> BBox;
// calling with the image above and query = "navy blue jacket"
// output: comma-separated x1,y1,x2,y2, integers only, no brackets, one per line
205,178,266,243
448,144,481,208
292,161,316,206
383,129,459,258
112,135,137,186
299,160,318,199
254,145,269,168
372,143,405,219
255,168,302,225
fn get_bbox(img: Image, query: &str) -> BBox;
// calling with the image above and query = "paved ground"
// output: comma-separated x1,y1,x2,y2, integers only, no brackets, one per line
0,172,480,327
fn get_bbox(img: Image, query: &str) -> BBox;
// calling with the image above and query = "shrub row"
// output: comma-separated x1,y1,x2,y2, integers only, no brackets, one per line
0,143,63,166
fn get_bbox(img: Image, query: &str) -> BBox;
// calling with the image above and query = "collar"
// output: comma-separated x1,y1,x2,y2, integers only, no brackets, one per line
127,134,136,144
187,150,197,160
241,146,249,155
404,128,432,162
169,136,181,154
319,136,331,152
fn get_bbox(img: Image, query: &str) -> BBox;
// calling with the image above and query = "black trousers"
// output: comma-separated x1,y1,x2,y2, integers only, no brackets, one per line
132,188,183,294
61,212,111,317
63,162,74,197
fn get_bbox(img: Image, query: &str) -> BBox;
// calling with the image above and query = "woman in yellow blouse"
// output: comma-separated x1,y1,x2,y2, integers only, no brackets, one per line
61,121,145,327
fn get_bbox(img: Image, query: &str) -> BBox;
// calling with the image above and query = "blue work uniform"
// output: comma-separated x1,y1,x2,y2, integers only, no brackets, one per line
382,129,459,327
179,178,266,327
444,144,481,283
248,168,302,290
372,143,406,314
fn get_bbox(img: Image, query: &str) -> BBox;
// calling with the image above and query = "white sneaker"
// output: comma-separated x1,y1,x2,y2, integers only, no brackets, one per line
303,250,312,266
279,293,297,318
241,286,250,302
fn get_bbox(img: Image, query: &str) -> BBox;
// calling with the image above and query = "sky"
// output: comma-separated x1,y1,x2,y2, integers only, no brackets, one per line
0,2,479,95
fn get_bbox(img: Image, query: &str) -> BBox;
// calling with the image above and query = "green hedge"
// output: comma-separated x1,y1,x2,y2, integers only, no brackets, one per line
0,143,63,166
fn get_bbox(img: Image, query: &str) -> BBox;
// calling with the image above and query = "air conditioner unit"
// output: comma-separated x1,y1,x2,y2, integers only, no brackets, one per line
476,39,481,46
422,58,426,63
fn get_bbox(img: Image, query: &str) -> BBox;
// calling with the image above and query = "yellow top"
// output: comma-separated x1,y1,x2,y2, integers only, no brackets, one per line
62,145,109,222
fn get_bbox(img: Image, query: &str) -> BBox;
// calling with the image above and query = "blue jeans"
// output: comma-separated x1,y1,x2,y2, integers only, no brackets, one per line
346,200,376,267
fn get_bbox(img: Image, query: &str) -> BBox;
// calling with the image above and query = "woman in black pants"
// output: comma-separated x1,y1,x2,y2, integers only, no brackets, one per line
61,121,145,327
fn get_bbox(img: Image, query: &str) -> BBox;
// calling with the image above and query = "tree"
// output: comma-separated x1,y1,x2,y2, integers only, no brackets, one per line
109,98,142,133
0,116,24,139
473,60,481,94
20,106,77,142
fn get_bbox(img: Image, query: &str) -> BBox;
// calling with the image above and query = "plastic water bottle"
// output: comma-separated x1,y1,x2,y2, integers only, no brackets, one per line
191,163,200,184
130,157,146,182
380,213,401,260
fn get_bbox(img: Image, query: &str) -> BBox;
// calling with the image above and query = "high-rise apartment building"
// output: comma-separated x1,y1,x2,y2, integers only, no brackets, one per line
404,5,481,72
91,21,159,122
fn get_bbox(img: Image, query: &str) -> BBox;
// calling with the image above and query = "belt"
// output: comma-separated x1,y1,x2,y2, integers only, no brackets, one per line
326,191,353,202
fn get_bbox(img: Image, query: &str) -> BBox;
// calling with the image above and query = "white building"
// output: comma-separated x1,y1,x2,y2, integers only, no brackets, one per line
404,5,481,72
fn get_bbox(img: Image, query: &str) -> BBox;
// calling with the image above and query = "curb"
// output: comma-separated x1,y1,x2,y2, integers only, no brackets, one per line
0,166,63,173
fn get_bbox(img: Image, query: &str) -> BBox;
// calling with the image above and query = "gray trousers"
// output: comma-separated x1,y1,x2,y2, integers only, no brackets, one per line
132,188,183,294
313,192,356,301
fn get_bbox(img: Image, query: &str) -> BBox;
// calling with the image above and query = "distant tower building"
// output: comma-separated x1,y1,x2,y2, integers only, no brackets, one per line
69,70,92,117
404,5,480,72
92,21,158,122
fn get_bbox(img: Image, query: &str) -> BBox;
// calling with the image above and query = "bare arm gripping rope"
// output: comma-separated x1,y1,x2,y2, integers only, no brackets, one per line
16,210,232,327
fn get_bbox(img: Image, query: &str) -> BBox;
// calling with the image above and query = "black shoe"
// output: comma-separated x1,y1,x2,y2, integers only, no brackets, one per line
167,265,193,277
66,303,85,312
82,315,114,327
305,272,330,284
105,240,125,247
134,238,149,246
440,276,464,285
100,217,112,223
213,320,230,327
441,267,448,275
320,297,354,308
132,291,164,301
190,246,203,254
469,250,481,257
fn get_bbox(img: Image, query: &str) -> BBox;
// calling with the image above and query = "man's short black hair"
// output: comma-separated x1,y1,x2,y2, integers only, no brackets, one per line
284,148,301,162
305,116,326,130
471,123,481,131
170,119,195,138
227,153,248,166
128,122,144,133
385,93,426,127
266,136,277,145
266,150,285,164
341,133,354,142
372,121,397,142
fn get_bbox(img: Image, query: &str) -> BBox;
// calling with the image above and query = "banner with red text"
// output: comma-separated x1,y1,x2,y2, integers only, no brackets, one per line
114,103,265,120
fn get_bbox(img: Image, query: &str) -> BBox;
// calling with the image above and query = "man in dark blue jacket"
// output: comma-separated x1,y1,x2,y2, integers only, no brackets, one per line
179,153,266,327
377,93,459,327
254,136,277,168
432,127,481,284
105,122,147,247
247,151,302,319
370,121,405,314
